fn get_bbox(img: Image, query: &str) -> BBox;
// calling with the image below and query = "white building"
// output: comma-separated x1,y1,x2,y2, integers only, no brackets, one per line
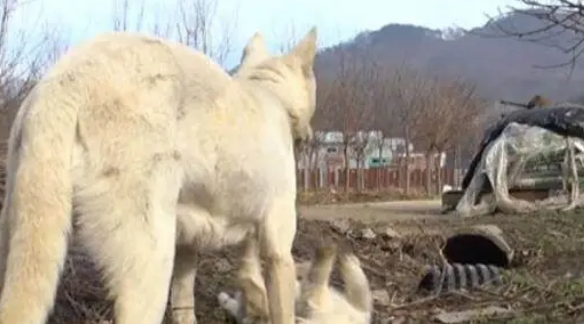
297,130,416,170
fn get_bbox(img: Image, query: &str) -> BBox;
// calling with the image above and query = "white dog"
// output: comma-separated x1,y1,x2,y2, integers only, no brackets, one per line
217,239,373,324
0,27,317,324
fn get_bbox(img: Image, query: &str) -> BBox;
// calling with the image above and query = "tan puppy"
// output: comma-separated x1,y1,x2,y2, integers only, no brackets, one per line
218,240,372,324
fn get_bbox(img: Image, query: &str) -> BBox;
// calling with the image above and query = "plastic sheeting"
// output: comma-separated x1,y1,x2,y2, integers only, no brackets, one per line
455,104,584,217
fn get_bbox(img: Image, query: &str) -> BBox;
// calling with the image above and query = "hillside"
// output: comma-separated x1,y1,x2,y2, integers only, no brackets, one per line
315,11,584,102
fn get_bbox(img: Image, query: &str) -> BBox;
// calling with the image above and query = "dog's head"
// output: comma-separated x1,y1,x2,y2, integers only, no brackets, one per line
234,28,318,143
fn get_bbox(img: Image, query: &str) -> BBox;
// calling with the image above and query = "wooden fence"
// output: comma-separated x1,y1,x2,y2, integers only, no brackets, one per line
296,167,461,191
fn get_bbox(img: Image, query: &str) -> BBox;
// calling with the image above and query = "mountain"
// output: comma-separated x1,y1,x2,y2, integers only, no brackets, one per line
315,11,584,103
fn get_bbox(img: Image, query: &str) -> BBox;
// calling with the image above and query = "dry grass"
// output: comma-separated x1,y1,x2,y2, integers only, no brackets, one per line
51,242,112,324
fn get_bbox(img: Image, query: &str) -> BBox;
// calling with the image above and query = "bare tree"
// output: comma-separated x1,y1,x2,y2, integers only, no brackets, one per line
109,0,237,66
112,0,146,32
414,76,446,195
272,21,298,54
301,82,339,190
0,0,67,140
384,66,429,194
321,50,379,193
295,131,327,191
367,68,405,191
414,76,483,194
480,0,584,71
363,130,384,190
302,71,341,191
439,80,484,189
173,0,236,66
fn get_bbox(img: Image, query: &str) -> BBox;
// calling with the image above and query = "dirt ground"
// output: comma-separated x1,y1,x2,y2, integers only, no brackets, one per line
300,199,444,222
50,199,584,324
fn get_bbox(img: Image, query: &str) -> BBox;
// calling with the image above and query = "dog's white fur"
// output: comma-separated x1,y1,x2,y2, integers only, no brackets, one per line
217,240,373,324
0,28,317,324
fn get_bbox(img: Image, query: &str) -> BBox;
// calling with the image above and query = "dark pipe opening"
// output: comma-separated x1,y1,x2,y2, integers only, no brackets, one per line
442,234,510,268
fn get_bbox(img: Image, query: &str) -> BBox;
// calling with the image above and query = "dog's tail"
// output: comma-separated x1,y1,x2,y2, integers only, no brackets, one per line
339,253,372,313
0,77,79,324
300,244,337,311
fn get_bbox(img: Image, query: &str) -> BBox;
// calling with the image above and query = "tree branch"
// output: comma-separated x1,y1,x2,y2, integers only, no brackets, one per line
469,0,584,74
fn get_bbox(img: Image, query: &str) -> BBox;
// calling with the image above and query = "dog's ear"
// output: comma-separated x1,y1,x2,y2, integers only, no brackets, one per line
286,27,318,75
238,32,271,71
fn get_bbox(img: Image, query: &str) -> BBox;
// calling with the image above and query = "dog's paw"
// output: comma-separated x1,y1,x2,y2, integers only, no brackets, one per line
218,290,272,324
218,291,243,322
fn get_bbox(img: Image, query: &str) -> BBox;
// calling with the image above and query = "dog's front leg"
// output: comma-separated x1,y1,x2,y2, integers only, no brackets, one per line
260,197,297,324
170,246,198,324
238,236,270,323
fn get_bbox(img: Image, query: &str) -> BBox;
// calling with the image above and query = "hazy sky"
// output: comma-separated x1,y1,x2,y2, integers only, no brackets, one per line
16,0,518,69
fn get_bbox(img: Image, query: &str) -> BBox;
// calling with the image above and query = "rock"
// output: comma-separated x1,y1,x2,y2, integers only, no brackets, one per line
379,316,405,324
360,228,376,240
433,306,512,323
430,307,444,315
215,259,232,273
391,317,406,324
381,226,401,239
330,219,351,235
386,240,402,252
371,289,390,306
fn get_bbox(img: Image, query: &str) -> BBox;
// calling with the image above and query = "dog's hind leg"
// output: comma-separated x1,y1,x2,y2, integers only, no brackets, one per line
298,244,336,315
170,246,198,324
260,197,298,324
339,253,372,313
76,154,182,324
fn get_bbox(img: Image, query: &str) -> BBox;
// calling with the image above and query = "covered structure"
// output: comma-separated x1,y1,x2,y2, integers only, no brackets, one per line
448,104,584,217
